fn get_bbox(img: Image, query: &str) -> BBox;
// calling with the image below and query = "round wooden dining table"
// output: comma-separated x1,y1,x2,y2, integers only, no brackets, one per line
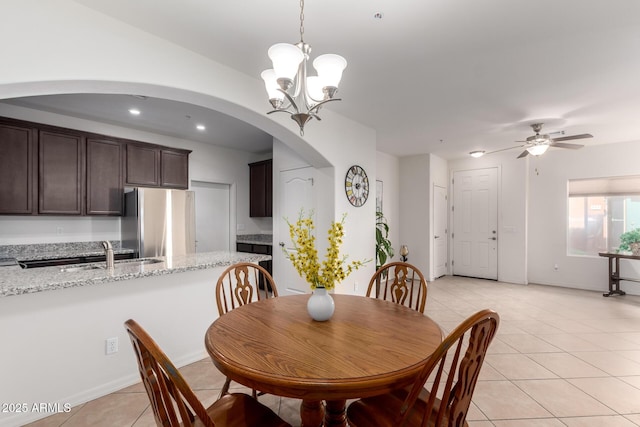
205,294,443,427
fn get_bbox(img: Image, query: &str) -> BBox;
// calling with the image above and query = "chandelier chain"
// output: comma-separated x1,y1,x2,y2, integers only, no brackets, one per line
299,0,305,42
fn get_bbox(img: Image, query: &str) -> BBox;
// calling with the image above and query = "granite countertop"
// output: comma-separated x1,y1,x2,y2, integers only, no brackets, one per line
0,251,271,298
236,234,272,245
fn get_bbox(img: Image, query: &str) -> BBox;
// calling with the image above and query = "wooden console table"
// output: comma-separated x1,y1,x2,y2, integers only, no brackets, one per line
598,252,640,297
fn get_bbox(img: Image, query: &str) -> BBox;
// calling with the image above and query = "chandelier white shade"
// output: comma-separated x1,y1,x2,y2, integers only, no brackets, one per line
268,43,304,84
260,70,284,102
313,54,347,88
261,0,347,135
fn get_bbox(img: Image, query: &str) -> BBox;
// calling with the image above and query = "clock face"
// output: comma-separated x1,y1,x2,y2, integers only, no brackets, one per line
345,165,369,207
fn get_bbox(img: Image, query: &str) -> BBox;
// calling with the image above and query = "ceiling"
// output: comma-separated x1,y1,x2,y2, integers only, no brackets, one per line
2,94,274,153
5,0,640,160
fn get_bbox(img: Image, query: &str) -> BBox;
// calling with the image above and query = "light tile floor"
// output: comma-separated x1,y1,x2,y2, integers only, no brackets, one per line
26,276,640,426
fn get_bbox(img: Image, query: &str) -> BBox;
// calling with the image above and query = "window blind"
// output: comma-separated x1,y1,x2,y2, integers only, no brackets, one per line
568,175,640,197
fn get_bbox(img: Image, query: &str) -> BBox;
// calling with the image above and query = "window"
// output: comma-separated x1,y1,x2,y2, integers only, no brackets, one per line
568,176,640,256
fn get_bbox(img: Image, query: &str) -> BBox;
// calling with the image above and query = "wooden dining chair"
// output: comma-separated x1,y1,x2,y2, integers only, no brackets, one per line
215,262,279,316
124,319,292,427
346,309,500,427
366,261,428,313
215,262,279,397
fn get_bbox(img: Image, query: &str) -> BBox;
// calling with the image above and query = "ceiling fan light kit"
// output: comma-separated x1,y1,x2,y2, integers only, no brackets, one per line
470,122,593,159
261,0,347,135
526,144,550,156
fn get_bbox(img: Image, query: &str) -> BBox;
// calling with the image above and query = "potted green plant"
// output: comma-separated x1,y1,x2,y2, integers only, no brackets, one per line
376,211,394,271
619,228,640,255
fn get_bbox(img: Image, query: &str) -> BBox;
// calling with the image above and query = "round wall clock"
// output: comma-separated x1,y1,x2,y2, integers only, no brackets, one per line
345,165,369,207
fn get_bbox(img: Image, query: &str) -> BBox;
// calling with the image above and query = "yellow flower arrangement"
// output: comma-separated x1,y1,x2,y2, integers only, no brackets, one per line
285,211,369,290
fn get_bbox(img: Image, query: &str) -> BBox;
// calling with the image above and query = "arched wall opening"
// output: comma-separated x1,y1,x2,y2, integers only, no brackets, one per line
0,79,333,168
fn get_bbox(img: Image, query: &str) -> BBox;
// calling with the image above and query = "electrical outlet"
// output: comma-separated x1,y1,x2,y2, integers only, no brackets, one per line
56,227,63,234
354,281,358,292
105,337,119,355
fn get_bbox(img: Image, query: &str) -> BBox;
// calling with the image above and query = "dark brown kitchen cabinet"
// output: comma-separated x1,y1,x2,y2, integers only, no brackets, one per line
0,116,190,216
125,144,190,189
38,130,84,215
125,143,160,187
249,159,272,217
0,122,36,214
161,149,189,189
86,138,123,215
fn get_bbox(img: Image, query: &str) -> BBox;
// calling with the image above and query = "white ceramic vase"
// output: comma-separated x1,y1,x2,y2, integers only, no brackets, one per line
307,287,335,321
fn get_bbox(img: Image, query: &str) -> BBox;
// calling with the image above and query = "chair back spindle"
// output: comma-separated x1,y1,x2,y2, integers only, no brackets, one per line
367,262,428,313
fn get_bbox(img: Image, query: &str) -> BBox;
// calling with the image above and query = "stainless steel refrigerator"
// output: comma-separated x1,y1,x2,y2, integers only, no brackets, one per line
122,188,196,258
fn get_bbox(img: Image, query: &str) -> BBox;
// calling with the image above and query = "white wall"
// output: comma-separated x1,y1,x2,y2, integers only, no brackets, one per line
399,155,431,277
0,0,377,280
528,140,640,295
0,216,120,245
397,154,449,281
428,154,449,280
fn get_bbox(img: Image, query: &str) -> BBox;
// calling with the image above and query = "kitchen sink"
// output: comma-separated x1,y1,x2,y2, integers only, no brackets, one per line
115,258,164,267
59,258,163,272
60,265,104,272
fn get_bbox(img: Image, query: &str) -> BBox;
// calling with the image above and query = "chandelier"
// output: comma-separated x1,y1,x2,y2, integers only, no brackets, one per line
261,0,347,135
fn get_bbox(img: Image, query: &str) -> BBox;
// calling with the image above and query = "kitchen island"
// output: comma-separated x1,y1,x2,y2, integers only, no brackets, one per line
0,251,272,427
0,251,270,297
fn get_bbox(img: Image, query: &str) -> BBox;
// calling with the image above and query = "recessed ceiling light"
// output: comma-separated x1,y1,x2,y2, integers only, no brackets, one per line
469,151,485,158
196,124,206,131
128,108,141,116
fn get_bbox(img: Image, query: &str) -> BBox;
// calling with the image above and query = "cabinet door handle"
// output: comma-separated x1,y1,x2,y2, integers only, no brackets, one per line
489,237,497,240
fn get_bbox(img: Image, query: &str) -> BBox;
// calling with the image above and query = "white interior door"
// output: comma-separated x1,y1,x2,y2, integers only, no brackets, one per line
191,181,230,252
434,184,448,279
278,167,315,295
452,168,498,280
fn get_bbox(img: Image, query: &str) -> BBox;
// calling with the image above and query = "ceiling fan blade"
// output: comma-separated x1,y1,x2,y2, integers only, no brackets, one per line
517,150,530,158
553,133,593,142
485,144,525,155
550,142,583,149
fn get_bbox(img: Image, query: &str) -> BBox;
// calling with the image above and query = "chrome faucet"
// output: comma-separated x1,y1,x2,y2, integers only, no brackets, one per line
102,241,114,269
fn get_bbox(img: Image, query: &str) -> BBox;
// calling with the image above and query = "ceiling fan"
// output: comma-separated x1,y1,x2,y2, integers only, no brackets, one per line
514,123,593,158
470,123,593,159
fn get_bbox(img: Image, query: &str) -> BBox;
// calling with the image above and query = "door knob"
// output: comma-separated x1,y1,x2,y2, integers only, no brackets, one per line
279,242,285,247
489,237,496,240
434,235,440,239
